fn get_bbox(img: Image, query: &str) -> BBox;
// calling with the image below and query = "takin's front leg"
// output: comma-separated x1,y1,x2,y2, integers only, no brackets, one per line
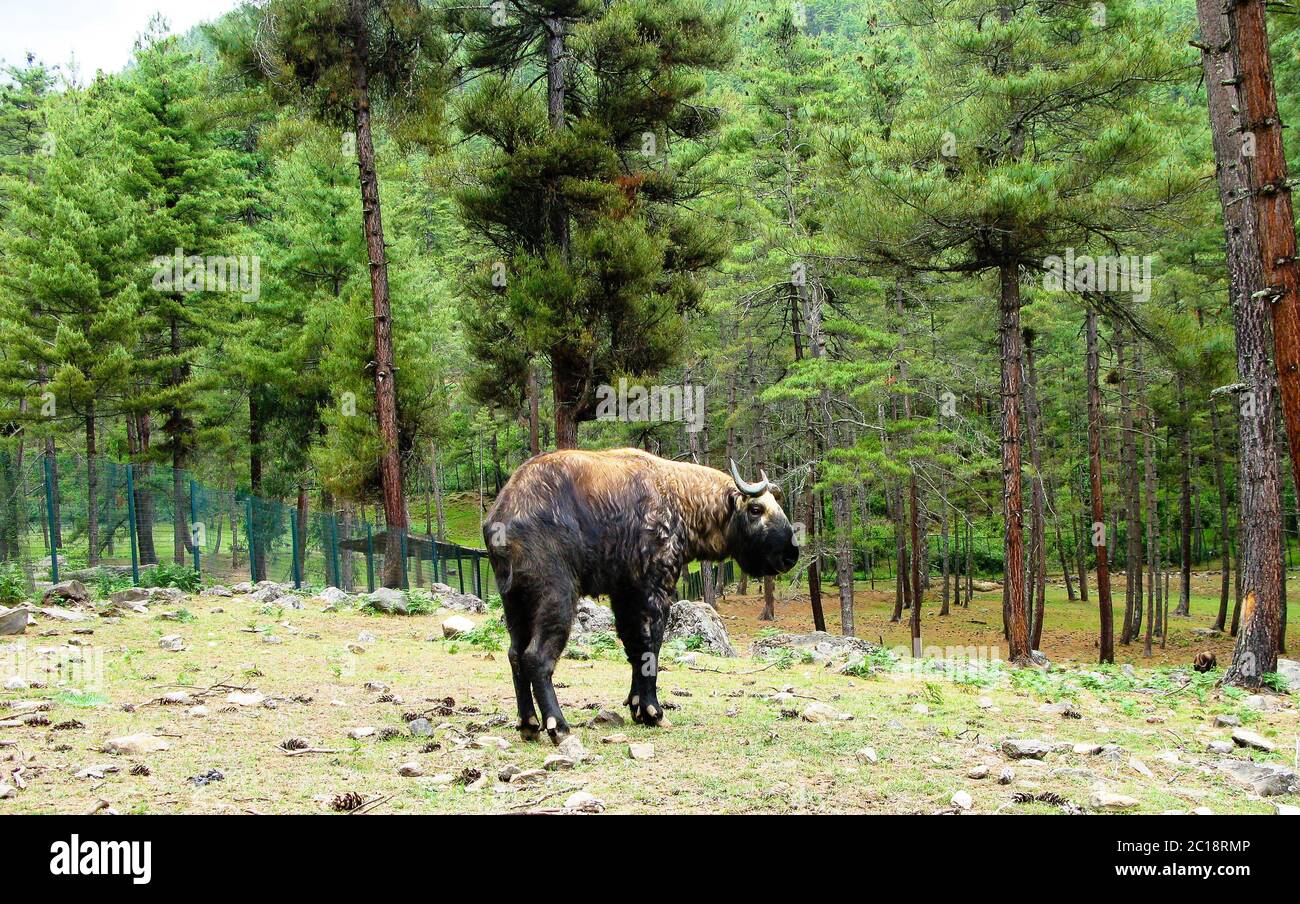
614,590,671,727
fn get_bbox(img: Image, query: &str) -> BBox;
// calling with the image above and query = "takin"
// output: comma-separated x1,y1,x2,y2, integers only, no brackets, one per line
483,448,799,743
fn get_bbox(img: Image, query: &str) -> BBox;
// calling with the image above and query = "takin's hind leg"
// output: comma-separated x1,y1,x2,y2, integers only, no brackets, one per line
521,592,576,744
503,591,541,741
613,588,671,727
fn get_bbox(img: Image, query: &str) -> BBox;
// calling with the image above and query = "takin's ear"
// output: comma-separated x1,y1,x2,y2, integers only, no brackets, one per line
768,485,784,504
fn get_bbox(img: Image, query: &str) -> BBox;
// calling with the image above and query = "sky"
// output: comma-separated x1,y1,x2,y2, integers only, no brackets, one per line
1,0,242,78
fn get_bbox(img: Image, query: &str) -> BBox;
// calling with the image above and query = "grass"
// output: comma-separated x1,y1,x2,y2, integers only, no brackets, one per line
0,579,1295,815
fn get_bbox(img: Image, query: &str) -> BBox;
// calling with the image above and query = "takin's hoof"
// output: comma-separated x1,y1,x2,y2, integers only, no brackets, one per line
628,696,665,727
543,715,570,745
518,716,542,742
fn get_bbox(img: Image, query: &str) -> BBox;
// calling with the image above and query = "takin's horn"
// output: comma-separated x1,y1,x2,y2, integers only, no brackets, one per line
729,459,770,497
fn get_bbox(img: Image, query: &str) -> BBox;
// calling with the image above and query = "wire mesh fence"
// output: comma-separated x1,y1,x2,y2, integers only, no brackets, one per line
0,451,493,599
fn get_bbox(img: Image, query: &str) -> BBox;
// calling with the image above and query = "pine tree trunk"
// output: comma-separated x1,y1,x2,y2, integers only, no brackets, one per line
350,0,407,588
1197,0,1284,685
1142,361,1158,657
247,394,264,581
85,402,98,567
1209,397,1232,630
1086,307,1115,664
998,255,1030,663
1177,374,1193,616
528,361,540,456
1117,330,1138,643
1024,329,1046,648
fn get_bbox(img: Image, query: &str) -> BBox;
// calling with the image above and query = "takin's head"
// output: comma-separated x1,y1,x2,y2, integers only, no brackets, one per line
723,460,800,577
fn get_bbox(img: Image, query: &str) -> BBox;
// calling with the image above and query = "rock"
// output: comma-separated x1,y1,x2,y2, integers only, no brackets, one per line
628,742,655,761
602,733,628,745
911,703,931,716
970,580,1000,592
104,733,170,756
230,582,253,595
148,587,185,604
1214,714,1241,728
665,599,735,656
967,764,989,780
201,585,233,598
574,597,615,633
1275,658,1299,692
1129,758,1154,778
1002,739,1055,760
316,587,351,607
398,762,424,777
348,727,376,740
1072,743,1104,755
1028,650,1051,669
42,580,90,607
588,709,625,728
750,630,875,660
1231,728,1276,752
4,676,28,690
0,607,29,636
1206,740,1234,755
358,631,376,644
543,754,576,771
557,736,588,761
951,791,973,811
109,588,150,606
280,595,304,610
474,735,512,751
976,696,994,710
563,790,605,813
857,747,880,766
225,691,265,707
997,767,1015,785
408,718,433,738
1192,807,1215,816
508,769,547,785
366,587,408,615
441,615,475,638
430,583,486,613
1275,803,1300,815
1039,701,1078,718
161,691,193,705
1090,791,1139,811
158,635,184,652
1243,694,1283,713
188,706,209,718
1216,759,1300,796
0,784,15,799
801,701,853,723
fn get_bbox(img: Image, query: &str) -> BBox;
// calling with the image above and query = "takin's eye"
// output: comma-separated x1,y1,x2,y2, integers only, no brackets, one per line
747,503,765,518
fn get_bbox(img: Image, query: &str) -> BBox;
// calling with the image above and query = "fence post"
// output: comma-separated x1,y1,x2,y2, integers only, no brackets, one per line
365,519,375,593
246,497,256,582
42,455,58,584
330,515,342,590
456,549,464,594
189,478,201,578
399,530,409,591
290,510,302,589
125,464,140,585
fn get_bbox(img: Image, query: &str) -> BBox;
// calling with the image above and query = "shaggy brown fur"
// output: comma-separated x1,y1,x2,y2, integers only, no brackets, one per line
484,448,798,742
1193,650,1217,673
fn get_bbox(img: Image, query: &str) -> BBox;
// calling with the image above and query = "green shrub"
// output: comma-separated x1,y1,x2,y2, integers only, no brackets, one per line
140,561,201,593
0,563,28,606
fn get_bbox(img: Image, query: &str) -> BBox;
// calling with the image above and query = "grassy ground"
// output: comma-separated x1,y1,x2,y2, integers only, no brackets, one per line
1,579,1296,815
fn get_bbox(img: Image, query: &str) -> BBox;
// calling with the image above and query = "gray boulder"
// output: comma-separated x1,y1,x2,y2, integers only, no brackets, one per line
1216,759,1300,797
750,630,876,659
110,587,150,606
316,586,351,607
247,584,284,605
0,607,29,636
201,585,233,598
230,582,253,595
665,599,735,657
41,580,90,607
1276,658,1300,693
430,582,486,613
575,597,614,633
366,587,408,615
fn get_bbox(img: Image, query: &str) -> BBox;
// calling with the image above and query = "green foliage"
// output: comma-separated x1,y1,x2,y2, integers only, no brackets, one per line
0,562,27,605
140,562,202,592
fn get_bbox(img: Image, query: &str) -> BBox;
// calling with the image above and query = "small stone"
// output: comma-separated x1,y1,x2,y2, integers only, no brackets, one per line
398,762,424,777
557,735,587,760
348,727,376,740
187,705,209,718
601,733,628,745
1090,791,1139,811
856,747,879,766
1206,740,1234,755
998,767,1015,785
1231,728,1276,752
1192,807,1215,816
543,754,576,771
441,615,475,638
1129,758,1154,778
1001,738,1053,759
911,703,931,716
0,783,15,799
563,790,605,813
976,696,994,709
358,631,376,644
628,742,655,761
801,701,852,723
160,691,192,705
588,709,625,728
408,718,433,737
104,733,170,756
1275,803,1300,815
1072,743,1103,755
508,769,547,784
1214,714,1241,728
3,676,28,691
951,790,973,811
967,764,989,780
158,635,184,651
225,691,265,707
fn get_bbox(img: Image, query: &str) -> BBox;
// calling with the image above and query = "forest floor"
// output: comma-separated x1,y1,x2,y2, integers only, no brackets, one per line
1,580,1297,815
